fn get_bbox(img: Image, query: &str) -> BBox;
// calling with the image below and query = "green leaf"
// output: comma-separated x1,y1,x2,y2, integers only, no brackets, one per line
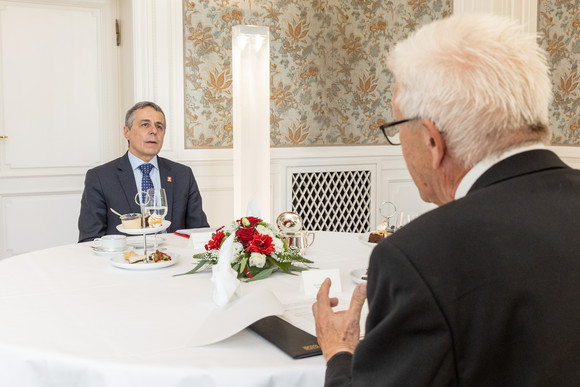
239,256,248,274
272,260,292,272
173,259,211,277
244,267,274,281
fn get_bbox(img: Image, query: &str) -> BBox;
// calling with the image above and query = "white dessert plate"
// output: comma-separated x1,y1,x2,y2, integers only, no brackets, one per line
358,233,380,248
116,220,171,235
110,251,178,270
350,268,367,284
126,235,166,248
92,246,134,256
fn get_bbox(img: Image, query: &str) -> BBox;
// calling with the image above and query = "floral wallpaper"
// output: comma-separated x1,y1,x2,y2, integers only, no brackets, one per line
183,0,452,148
538,0,580,145
183,1,579,148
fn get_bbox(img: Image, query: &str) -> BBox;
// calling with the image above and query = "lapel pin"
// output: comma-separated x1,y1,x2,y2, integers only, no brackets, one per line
167,177,172,182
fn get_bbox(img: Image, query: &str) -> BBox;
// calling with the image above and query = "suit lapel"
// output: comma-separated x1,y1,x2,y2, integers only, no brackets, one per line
117,152,141,213
469,150,568,194
158,157,174,222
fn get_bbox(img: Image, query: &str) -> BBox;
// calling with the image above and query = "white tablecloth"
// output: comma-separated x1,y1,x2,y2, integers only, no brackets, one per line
0,232,373,387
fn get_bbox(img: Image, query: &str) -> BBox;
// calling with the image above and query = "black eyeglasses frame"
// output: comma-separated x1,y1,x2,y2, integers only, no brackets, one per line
379,117,420,146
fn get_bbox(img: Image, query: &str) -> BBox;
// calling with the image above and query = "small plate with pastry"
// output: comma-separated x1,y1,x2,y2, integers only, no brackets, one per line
110,249,177,270
358,231,390,247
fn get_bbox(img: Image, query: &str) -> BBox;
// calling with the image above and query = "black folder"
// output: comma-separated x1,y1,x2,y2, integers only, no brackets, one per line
249,315,322,359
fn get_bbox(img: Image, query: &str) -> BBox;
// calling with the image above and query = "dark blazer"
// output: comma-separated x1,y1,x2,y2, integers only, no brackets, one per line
78,152,209,242
326,150,580,386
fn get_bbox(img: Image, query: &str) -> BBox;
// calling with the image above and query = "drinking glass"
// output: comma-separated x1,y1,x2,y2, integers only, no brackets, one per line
145,188,168,249
395,211,418,230
379,201,397,232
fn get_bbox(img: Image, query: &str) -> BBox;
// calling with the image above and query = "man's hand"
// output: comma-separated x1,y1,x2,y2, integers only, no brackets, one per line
312,278,367,361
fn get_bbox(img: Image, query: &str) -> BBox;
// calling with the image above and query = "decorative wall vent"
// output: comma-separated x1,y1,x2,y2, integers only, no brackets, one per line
291,170,371,233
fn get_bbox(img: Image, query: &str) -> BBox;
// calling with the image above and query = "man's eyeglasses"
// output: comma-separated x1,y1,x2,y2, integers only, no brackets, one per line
380,117,420,145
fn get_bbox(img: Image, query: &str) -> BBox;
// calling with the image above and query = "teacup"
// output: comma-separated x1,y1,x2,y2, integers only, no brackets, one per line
92,235,127,252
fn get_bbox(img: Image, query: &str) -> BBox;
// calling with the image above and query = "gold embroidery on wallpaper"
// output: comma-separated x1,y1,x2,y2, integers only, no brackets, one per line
183,0,452,148
183,1,580,148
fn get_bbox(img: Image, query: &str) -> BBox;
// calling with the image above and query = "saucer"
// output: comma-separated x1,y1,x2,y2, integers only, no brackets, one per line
92,246,134,256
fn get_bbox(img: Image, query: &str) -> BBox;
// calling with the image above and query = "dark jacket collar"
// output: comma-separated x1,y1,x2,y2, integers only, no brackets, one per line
469,149,569,194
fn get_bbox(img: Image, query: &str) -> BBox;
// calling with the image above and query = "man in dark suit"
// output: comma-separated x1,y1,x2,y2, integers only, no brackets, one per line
313,14,580,386
78,101,208,242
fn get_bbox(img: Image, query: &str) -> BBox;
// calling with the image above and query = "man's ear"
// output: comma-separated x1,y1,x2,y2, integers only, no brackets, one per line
123,126,130,140
422,119,446,169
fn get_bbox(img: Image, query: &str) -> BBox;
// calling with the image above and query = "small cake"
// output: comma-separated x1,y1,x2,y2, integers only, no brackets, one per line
141,215,150,228
148,214,163,228
121,213,142,229
368,232,386,243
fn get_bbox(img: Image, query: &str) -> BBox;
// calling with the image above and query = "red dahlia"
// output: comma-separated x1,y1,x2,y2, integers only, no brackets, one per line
246,233,275,255
205,230,225,251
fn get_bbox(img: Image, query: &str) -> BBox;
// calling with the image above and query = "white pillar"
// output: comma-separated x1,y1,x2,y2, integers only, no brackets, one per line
453,0,537,33
232,25,271,222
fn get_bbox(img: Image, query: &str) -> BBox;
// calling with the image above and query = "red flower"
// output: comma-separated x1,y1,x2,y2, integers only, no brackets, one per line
237,216,262,227
235,227,256,245
205,230,225,251
247,233,275,255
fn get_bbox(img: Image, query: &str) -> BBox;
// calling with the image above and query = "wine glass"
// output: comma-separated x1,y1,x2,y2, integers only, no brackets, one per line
395,211,418,230
379,201,397,232
145,188,168,249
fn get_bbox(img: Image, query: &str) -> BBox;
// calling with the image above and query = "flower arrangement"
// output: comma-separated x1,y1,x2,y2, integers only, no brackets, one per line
186,216,314,281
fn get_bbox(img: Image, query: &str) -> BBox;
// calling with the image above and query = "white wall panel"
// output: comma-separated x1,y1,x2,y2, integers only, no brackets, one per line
0,0,118,259
0,2,104,170
2,193,81,257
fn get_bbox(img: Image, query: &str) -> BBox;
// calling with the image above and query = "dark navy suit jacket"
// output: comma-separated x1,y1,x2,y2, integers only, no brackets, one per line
325,150,580,386
78,152,208,242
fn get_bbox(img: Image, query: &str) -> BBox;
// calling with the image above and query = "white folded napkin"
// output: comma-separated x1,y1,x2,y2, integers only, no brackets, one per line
211,199,262,307
211,233,240,307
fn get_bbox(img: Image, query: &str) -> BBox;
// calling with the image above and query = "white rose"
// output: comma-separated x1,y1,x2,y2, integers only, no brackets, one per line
256,225,274,238
232,242,244,257
273,237,284,253
249,252,266,268
224,221,239,234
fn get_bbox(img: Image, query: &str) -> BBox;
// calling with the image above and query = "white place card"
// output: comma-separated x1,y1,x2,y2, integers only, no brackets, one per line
302,269,342,297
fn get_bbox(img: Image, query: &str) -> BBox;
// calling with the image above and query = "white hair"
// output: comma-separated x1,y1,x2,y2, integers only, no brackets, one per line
387,13,552,168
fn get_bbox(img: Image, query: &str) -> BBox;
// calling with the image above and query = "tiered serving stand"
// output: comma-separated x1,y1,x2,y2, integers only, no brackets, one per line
116,220,171,261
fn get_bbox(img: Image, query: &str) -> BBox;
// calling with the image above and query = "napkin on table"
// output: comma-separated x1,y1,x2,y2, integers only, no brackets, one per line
211,233,240,307
211,198,261,307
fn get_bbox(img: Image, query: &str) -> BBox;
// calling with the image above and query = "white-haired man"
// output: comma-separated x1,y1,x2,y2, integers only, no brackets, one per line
313,14,580,386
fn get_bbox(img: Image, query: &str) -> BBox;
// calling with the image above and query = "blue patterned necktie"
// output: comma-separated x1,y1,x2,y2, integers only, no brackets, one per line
138,163,154,202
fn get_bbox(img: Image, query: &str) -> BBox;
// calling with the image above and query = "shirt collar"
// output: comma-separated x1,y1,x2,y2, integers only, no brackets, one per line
455,143,546,200
127,151,159,171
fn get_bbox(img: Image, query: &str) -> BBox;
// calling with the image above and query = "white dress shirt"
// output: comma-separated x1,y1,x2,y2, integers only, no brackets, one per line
127,151,161,204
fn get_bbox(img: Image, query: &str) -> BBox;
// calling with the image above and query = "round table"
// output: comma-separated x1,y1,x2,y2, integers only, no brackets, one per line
0,232,373,387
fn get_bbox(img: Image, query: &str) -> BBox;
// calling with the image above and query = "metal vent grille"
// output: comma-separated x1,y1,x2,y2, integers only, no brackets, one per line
291,170,371,233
